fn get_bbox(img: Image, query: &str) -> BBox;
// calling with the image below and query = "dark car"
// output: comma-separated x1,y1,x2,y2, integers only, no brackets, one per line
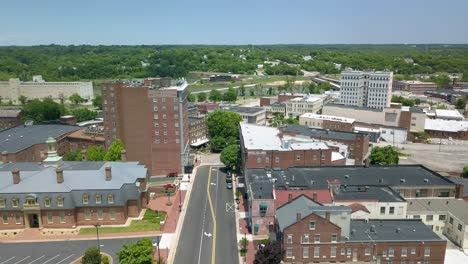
167,172,178,177
226,182,233,189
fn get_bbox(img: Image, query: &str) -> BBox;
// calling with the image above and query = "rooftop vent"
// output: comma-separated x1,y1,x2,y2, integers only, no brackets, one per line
423,178,429,183
344,175,350,179
396,228,401,233
378,178,383,183
400,179,406,183
370,225,376,233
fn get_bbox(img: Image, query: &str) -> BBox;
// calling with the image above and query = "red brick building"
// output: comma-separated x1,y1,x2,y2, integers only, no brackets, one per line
393,80,437,94
0,109,22,130
102,79,190,176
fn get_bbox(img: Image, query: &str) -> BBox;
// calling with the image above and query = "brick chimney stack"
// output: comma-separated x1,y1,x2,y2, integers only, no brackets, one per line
12,168,20,184
56,167,64,183
1,151,8,163
120,149,127,162
288,193,293,202
313,192,318,201
364,158,370,168
105,165,112,181
81,149,87,161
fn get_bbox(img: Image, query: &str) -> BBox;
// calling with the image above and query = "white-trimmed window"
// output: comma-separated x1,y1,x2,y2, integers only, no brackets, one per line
287,234,293,244
401,247,407,257
110,209,116,220
2,214,8,224
286,248,293,258
275,156,279,163
0,198,5,208
314,234,320,243
389,247,394,257
82,194,89,204
341,248,346,255
85,209,91,220
424,247,430,257
95,194,102,204
303,234,309,243
365,247,371,255
331,234,337,243
154,114,159,119
44,197,51,207
331,246,337,258
12,198,18,208
411,248,416,255
15,214,21,224
97,209,103,220
108,194,114,204
303,247,309,258
57,196,64,207
314,247,320,258
47,212,53,224
153,98,158,103
309,221,315,230
60,212,66,223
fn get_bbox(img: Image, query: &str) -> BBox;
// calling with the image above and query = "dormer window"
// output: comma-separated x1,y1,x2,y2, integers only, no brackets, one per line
0,198,5,208
57,196,64,207
95,194,102,204
108,194,114,204
83,194,89,204
12,198,18,207
45,197,51,207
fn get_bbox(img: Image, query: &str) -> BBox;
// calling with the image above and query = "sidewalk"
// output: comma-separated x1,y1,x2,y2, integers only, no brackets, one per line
235,177,256,264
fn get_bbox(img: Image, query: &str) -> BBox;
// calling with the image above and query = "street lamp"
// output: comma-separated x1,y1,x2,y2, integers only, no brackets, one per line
179,182,182,212
93,223,101,254
155,236,161,261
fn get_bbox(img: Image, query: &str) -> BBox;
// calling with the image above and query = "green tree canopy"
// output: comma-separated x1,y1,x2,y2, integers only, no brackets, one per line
207,110,243,139
369,146,399,165
187,92,195,102
69,93,85,104
254,241,284,264
220,144,240,169
70,108,98,122
18,95,28,105
223,87,237,102
86,145,106,161
65,149,82,161
117,238,154,264
209,89,223,102
197,92,207,102
391,96,415,107
104,139,125,161
92,95,102,110
82,246,101,264
463,166,468,178
455,98,466,110
436,104,448,109
22,98,66,123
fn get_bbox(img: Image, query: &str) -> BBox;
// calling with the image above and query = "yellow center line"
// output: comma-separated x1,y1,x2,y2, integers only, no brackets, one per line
207,166,217,264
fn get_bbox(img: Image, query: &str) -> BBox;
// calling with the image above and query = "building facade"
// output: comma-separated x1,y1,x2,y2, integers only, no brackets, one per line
285,95,327,118
393,80,437,94
0,109,22,130
0,76,93,105
102,79,190,176
220,106,266,125
299,113,355,132
188,117,209,147
340,69,393,109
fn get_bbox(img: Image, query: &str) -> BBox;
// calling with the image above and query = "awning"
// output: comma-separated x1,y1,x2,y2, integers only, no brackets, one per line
190,138,210,147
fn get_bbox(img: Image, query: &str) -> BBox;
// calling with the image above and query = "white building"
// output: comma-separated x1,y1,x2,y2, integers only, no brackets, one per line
299,113,355,129
0,76,94,105
435,109,464,121
339,69,393,109
285,95,327,118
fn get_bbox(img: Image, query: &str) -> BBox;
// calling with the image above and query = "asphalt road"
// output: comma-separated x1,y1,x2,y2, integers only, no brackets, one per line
0,237,158,264
174,165,238,264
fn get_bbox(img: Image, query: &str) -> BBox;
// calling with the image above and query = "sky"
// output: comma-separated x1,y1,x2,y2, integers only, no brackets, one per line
1,0,468,45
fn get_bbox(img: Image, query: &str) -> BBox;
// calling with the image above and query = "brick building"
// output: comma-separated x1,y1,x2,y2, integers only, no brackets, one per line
299,113,355,132
424,119,468,140
102,79,190,176
188,117,209,148
221,105,266,125
277,195,446,264
66,126,106,150
0,108,22,130
393,80,437,94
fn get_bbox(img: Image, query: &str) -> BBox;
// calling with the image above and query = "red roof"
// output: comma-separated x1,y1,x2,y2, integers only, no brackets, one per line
348,203,370,213
274,190,332,208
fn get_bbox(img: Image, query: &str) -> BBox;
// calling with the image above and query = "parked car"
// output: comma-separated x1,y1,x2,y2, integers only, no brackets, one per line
226,182,233,189
167,172,178,177
163,183,176,190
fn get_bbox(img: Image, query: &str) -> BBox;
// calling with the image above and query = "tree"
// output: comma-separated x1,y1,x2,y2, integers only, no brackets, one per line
65,149,82,161
455,98,466,110
197,92,207,102
430,74,451,88
58,93,65,105
414,98,421,106
209,89,223,102
18,95,27,105
320,81,331,91
104,139,124,161
239,237,249,255
86,145,106,161
82,246,101,264
69,93,85,105
223,87,237,102
22,98,66,123
70,108,98,122
187,92,195,102
117,238,154,264
436,104,448,110
307,82,319,94
92,95,102,110
239,85,246,96
207,110,243,140
369,146,399,165
462,166,468,178
267,87,273,96
254,241,284,264
220,145,240,169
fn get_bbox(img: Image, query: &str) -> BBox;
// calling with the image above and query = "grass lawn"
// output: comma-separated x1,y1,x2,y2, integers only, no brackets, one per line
79,210,166,234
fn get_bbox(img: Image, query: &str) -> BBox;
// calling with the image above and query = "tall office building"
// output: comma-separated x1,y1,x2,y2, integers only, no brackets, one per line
102,78,190,176
339,69,393,109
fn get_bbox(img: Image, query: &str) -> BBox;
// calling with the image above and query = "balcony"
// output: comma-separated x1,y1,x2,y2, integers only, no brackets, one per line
23,203,40,210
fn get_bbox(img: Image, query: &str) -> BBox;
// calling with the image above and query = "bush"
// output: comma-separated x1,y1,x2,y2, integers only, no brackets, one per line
463,166,468,178
102,256,109,264
82,247,101,264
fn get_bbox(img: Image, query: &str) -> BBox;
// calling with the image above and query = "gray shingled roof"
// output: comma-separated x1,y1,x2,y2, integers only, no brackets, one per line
406,198,468,224
0,124,80,153
334,185,405,203
283,124,365,141
349,219,444,242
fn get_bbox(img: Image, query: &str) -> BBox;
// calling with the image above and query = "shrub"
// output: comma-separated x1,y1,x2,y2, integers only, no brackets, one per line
82,247,101,264
102,256,109,264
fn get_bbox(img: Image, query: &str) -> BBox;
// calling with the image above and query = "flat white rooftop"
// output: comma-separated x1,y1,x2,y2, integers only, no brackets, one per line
300,113,355,124
435,109,464,119
290,95,325,103
425,119,468,132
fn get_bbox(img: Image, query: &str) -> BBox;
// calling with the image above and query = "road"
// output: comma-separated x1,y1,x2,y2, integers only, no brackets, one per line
0,237,157,264
191,84,256,94
174,165,238,264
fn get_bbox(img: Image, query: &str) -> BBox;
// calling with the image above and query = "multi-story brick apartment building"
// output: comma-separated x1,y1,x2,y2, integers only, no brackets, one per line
0,143,148,230
393,80,437,94
0,124,80,162
299,113,355,132
280,124,370,165
0,108,22,130
240,123,348,173
188,117,209,148
277,195,446,264
102,78,190,176
244,165,459,235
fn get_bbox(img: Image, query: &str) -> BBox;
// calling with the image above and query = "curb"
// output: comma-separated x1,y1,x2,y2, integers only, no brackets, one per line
0,232,162,244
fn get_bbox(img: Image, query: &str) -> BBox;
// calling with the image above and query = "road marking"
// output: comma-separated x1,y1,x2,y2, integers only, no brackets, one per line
203,232,212,237
41,255,60,264
12,256,30,264
226,203,235,212
210,182,216,186
55,254,75,264
207,166,217,264
0,257,15,264
27,255,45,264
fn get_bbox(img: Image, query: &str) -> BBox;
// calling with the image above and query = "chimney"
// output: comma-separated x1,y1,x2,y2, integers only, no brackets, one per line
105,165,112,181
81,149,87,161
313,192,318,201
12,168,20,184
456,184,464,199
288,193,293,202
56,167,64,183
296,212,302,222
120,149,127,162
364,158,370,168
1,151,8,163
325,212,330,220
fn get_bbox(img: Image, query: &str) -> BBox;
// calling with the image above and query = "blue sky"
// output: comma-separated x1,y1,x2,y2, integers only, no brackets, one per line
1,0,467,45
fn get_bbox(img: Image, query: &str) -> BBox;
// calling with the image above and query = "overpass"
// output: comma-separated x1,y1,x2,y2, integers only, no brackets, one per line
313,77,341,90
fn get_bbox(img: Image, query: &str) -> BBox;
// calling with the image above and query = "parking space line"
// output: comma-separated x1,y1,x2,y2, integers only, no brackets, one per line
27,255,45,264
0,257,15,264
55,254,75,264
12,257,30,264
41,255,60,264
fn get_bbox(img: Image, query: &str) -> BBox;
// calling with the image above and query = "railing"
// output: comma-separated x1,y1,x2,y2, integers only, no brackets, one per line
23,203,40,209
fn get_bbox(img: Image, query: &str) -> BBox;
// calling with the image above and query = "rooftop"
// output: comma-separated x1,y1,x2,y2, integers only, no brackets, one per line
300,113,355,124
0,124,81,153
435,109,464,119
274,190,332,208
289,95,325,103
282,124,366,141
446,177,468,197
407,198,468,224
324,103,383,113
425,119,468,132
334,185,406,203
0,109,22,118
188,117,204,124
220,105,265,115
397,80,436,85
349,219,443,242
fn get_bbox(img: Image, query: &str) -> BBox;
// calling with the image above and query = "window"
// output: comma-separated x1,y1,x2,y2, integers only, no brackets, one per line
163,114,167,119
347,248,351,255
449,217,454,224
163,130,168,136
154,122,159,127
175,114,179,119
155,130,160,135
265,156,270,163
439,215,446,221
164,138,168,143
110,209,116,220
97,209,103,220
257,156,262,163
162,106,167,111
176,138,180,144
0,198,4,208
382,249,387,257
321,153,325,160
153,106,158,111
413,215,420,219
85,209,91,220
389,247,394,257
286,248,293,258
259,203,268,217
175,122,179,127
296,155,301,161
365,247,371,256
275,156,279,163
12,198,18,208
82,194,89,204
438,189,450,197
153,98,158,103
398,206,404,215
15,214,21,224
389,207,395,215
287,235,293,244
95,194,101,204
424,247,430,257
458,224,463,231
341,248,345,255
2,214,7,224
303,234,309,243
174,106,179,111
154,114,159,119
57,197,64,207
106,194,114,204
47,212,53,223
314,234,320,243
303,247,309,258
380,206,386,215
175,130,180,135
313,154,317,160
155,139,160,144
402,247,407,257
411,248,416,255
162,97,166,102
331,234,337,243
60,212,65,223
426,215,433,221
330,247,337,258
311,247,319,258
309,221,316,230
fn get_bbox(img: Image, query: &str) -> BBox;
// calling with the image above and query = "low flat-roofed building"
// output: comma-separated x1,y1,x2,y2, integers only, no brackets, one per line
264,102,286,116
0,108,22,130
221,105,266,125
66,127,106,150
424,119,468,140
285,95,327,118
393,80,437,94
435,109,464,121
407,198,468,249
299,113,355,132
